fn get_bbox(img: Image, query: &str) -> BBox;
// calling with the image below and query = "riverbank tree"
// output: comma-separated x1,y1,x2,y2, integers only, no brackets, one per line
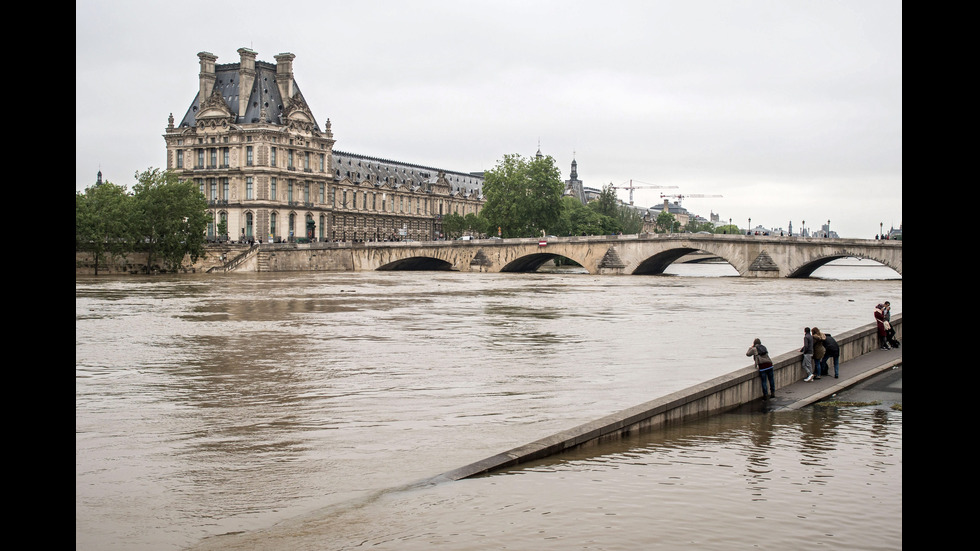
442,212,490,239
481,153,564,238
75,180,135,275
75,168,209,273
553,185,644,236
132,168,209,273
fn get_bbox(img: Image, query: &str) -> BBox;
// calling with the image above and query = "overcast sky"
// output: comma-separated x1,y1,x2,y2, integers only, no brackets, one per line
76,0,901,238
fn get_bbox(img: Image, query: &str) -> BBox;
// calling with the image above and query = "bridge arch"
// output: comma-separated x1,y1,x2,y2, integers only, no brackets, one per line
500,252,577,273
632,246,739,276
786,253,902,279
377,256,454,271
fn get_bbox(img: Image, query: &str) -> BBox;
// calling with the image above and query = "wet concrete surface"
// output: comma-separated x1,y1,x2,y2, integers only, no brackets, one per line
767,344,903,411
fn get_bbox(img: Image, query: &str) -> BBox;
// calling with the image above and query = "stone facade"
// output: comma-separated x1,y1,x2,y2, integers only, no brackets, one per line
163,48,484,244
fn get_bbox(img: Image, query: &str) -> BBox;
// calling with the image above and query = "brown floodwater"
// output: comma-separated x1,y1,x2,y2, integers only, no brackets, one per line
75,259,901,550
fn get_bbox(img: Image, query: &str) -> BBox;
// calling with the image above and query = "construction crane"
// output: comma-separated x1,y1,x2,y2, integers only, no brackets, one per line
660,193,724,205
610,180,679,205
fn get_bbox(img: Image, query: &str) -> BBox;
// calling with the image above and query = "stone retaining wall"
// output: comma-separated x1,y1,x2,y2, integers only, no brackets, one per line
439,315,902,481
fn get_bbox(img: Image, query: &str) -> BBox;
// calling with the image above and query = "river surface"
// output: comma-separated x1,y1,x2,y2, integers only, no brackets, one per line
75,259,901,550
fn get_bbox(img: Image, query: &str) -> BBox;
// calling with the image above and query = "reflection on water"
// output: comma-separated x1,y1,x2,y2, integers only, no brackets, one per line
76,263,900,550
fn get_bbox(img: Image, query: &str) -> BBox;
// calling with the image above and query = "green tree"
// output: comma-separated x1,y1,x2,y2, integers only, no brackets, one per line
554,196,619,236
552,196,582,236
582,184,643,235
132,168,209,273
463,212,489,237
685,219,715,233
617,204,644,234
713,224,740,235
75,180,135,275
655,211,677,233
442,212,465,239
589,184,621,220
481,153,564,238
216,218,228,241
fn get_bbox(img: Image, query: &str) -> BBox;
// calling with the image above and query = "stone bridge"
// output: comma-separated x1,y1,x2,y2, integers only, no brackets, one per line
217,234,902,278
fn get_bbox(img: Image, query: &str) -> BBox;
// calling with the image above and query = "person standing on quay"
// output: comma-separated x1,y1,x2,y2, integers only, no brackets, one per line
823,332,841,378
801,327,818,381
747,338,776,400
874,304,891,350
812,327,827,376
883,301,898,347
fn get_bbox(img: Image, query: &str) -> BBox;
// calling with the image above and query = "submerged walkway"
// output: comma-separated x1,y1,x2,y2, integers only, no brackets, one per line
767,345,902,411
438,330,903,481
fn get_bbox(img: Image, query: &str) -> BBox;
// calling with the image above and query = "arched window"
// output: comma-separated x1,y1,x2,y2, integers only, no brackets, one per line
245,212,253,238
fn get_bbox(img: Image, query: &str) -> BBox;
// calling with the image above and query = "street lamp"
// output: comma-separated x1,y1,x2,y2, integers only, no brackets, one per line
880,222,883,238
748,218,751,234
827,219,830,238
802,220,805,237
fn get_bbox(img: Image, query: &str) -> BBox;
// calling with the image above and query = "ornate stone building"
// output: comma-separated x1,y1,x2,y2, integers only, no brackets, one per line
163,48,484,243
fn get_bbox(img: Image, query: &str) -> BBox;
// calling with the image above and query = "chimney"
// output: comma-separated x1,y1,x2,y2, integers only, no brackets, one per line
197,52,218,110
238,48,257,120
275,52,295,101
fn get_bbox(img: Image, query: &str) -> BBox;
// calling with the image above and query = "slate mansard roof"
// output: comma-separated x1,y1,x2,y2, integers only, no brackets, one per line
332,150,484,198
175,49,482,197
177,59,318,130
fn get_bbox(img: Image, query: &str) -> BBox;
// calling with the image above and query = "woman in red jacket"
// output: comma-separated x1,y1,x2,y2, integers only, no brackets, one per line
874,304,891,350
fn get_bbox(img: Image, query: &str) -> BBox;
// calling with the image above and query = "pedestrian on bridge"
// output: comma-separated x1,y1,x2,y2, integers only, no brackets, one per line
747,338,775,400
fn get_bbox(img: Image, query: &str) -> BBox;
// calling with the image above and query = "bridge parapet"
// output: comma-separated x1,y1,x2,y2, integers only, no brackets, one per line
217,235,900,277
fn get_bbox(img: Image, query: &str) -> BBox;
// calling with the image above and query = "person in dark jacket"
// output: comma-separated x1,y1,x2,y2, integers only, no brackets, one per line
823,332,841,378
747,338,775,400
874,304,891,350
812,327,827,375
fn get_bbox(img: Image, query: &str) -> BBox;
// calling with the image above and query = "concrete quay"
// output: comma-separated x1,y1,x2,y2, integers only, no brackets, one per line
766,343,901,411
437,315,902,481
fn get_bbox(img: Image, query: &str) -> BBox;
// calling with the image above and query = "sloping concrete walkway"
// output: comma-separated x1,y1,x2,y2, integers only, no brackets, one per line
438,337,903,481
767,345,903,411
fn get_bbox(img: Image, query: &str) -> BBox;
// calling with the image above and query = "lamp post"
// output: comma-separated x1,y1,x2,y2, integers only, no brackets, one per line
802,220,805,237
880,222,883,239
748,218,751,234
827,219,830,238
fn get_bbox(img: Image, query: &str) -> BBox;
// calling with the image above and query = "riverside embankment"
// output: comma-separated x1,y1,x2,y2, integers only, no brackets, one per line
438,315,902,480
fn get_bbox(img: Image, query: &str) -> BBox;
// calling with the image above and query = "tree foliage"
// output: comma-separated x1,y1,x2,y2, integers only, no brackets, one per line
713,224,740,235
76,168,209,274
441,212,465,239
684,219,715,233
553,196,617,236
132,168,209,272
442,212,490,239
76,180,135,275
464,212,488,237
481,153,564,238
616,203,644,234
551,184,644,237
589,184,621,220
655,211,678,233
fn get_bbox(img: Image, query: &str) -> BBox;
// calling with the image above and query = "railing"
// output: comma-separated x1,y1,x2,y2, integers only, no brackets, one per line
209,244,259,273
